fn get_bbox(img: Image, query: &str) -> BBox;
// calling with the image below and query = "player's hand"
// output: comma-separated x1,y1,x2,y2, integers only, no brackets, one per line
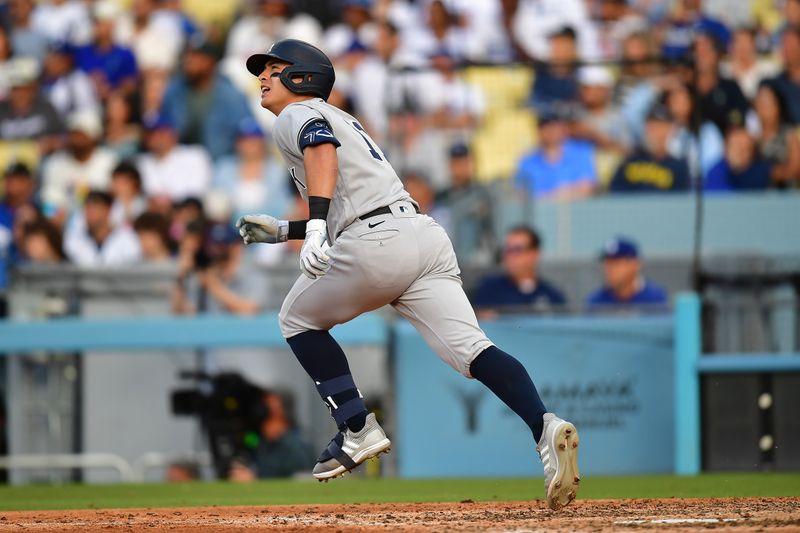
300,219,330,279
235,214,288,244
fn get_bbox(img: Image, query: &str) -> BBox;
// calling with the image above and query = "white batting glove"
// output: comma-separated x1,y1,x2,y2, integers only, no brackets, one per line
235,214,288,245
300,219,331,279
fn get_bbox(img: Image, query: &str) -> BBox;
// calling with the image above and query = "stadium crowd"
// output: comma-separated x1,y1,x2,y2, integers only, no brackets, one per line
0,0,799,310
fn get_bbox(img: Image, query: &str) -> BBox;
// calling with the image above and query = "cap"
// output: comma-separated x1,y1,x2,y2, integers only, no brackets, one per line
67,110,103,139
47,40,73,56
646,104,672,122
4,162,33,178
601,237,639,260
93,0,120,21
537,106,569,125
143,113,175,131
8,57,40,87
449,142,470,158
186,34,223,60
578,65,615,88
236,117,265,138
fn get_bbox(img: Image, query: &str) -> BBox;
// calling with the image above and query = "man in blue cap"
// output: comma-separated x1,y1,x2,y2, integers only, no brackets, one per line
586,237,668,310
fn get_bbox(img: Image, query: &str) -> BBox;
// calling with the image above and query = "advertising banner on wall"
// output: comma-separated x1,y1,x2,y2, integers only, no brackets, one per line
393,314,674,477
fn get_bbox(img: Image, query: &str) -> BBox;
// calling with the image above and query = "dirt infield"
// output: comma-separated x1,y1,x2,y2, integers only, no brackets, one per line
0,497,797,532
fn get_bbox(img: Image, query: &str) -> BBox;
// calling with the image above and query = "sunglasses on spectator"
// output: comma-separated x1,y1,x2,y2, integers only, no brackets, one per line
503,245,533,255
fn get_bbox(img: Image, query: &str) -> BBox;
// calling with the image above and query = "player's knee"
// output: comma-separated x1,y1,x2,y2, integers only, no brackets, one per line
278,304,303,339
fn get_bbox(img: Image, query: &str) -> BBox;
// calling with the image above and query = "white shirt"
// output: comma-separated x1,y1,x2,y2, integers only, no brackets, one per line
41,147,119,214
45,70,100,116
512,0,601,61
31,1,92,46
64,218,142,267
137,145,212,201
114,12,184,72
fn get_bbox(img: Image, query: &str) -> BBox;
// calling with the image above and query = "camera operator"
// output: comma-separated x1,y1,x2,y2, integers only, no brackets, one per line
228,390,313,481
172,214,260,315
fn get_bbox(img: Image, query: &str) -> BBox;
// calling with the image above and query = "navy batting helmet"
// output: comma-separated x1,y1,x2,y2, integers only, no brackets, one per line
246,39,335,101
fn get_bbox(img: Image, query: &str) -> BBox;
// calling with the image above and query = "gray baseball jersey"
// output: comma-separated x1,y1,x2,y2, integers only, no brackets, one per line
273,97,413,240
273,97,493,377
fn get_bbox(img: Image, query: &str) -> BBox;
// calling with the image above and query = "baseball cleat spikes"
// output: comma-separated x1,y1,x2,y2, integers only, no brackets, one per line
312,413,391,481
537,413,581,511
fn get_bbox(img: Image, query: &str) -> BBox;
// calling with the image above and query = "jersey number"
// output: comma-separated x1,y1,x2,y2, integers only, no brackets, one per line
351,121,383,161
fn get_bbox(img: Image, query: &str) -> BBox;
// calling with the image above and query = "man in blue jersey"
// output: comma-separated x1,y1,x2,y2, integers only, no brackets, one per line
587,237,668,310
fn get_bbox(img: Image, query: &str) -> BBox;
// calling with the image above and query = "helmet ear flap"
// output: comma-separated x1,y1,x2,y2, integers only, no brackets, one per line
279,64,334,100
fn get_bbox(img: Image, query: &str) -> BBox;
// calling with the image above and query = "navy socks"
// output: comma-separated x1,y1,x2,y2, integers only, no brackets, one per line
469,346,547,442
286,330,367,432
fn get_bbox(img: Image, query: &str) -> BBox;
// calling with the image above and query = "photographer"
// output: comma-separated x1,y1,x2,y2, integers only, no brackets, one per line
172,214,260,315
228,390,313,481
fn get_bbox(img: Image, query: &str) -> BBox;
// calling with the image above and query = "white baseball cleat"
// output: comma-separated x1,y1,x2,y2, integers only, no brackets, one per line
313,413,391,481
536,412,580,510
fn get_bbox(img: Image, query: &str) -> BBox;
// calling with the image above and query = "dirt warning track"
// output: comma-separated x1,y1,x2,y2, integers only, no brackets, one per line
0,497,798,532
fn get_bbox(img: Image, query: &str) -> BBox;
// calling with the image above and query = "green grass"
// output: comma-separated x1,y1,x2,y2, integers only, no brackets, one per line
0,473,798,511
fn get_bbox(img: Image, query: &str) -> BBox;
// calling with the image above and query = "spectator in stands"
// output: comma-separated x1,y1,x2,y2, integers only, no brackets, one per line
705,126,771,192
595,0,648,60
572,65,632,155
109,161,147,227
41,41,100,117
63,190,141,267
103,91,141,160
137,113,211,203
228,390,313,480
721,27,779,100
160,35,254,160
350,20,403,144
511,0,599,62
115,0,184,74
751,81,800,189
0,57,63,155
322,0,376,60
401,172,436,214
19,218,66,264
772,0,800,48
226,0,322,67
616,32,665,145
660,0,730,61
41,109,118,222
0,163,36,234
663,81,724,182
172,218,259,315
586,236,667,310
693,31,750,135
7,0,48,63
472,226,566,316
404,0,467,63
133,211,173,262
769,25,800,125
514,107,597,200
212,118,290,222
434,143,494,266
610,105,690,192
31,0,92,47
530,26,580,111
73,2,139,100
0,162,37,288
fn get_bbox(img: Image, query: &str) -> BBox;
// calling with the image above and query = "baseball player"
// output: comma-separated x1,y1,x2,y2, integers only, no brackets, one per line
236,40,580,510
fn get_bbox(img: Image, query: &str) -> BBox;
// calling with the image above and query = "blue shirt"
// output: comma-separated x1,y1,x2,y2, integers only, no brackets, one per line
610,150,690,192
531,67,578,109
472,274,567,309
587,279,668,309
73,44,138,88
705,159,770,192
515,140,596,197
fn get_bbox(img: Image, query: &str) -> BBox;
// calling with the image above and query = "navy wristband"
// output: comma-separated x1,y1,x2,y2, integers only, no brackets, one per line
288,220,307,240
308,196,331,220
